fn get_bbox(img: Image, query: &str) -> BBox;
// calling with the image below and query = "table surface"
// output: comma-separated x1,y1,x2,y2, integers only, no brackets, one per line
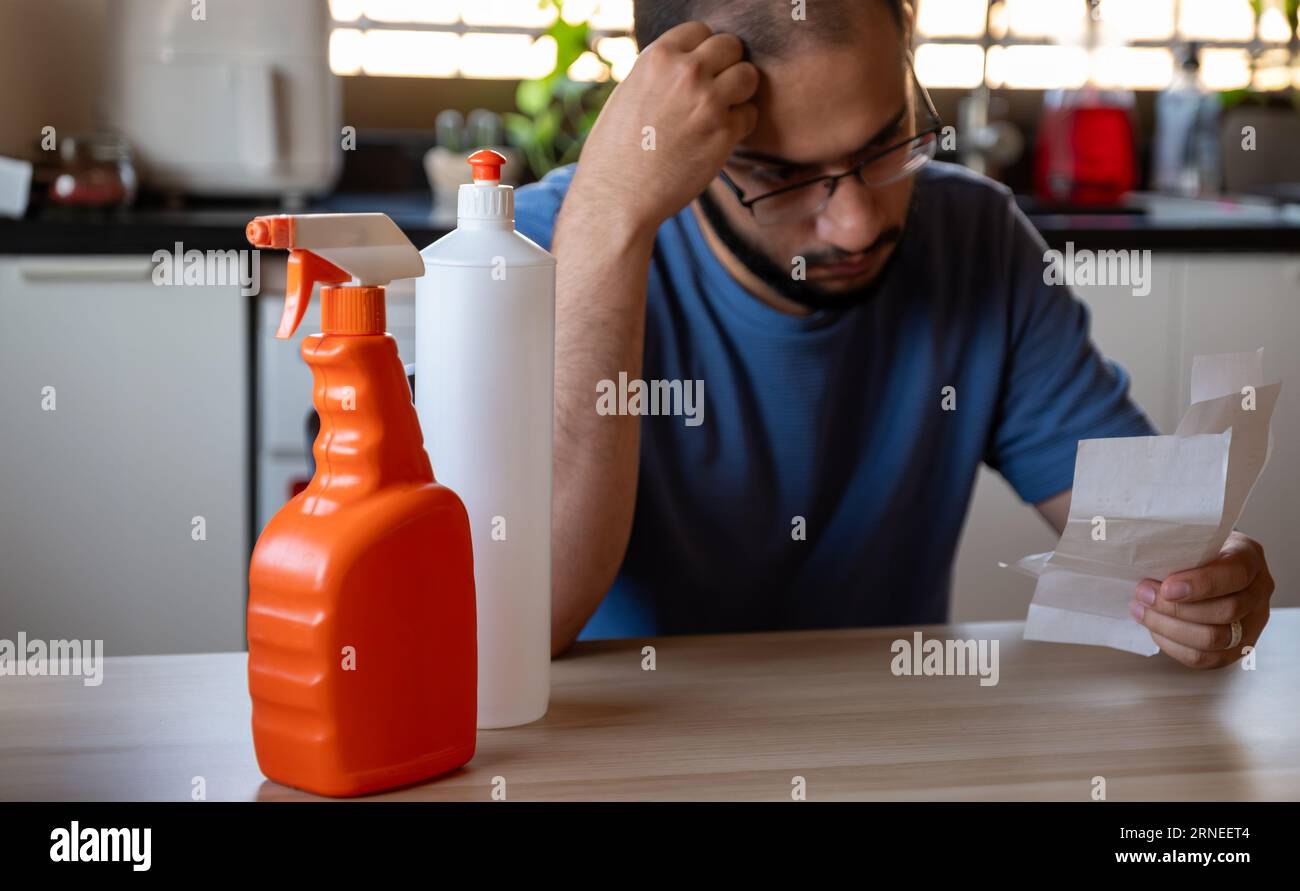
3,611,1298,801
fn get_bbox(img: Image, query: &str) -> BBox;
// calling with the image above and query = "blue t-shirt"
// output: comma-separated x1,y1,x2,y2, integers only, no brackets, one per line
513,161,1157,640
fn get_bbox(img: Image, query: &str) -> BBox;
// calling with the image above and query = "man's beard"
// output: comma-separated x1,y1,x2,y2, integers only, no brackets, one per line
696,186,905,312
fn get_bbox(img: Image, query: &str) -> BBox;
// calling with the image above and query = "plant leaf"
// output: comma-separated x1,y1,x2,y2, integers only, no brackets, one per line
516,78,553,116
549,18,590,75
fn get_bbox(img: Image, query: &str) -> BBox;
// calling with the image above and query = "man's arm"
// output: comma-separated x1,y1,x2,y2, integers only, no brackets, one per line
982,192,1277,669
549,22,758,656
549,204,654,654
1034,489,1071,536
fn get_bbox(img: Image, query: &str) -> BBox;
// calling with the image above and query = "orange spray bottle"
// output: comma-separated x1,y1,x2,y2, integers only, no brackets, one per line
245,213,476,797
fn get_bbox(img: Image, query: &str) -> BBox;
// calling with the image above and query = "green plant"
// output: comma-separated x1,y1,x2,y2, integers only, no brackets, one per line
503,0,618,180
1246,0,1300,53
1247,0,1300,34
1222,0,1300,111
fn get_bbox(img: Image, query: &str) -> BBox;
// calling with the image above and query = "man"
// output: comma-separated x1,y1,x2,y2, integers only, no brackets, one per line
513,0,1274,667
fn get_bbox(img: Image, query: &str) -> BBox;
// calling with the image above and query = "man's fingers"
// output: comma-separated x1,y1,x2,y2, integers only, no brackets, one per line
1146,630,1234,670
1136,575,1264,624
712,60,760,107
1133,533,1273,670
1143,607,1266,670
1159,545,1257,602
1131,601,1235,653
692,32,747,76
652,20,714,52
723,101,759,142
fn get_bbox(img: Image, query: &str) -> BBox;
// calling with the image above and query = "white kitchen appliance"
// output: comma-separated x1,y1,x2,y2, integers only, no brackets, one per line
107,0,341,201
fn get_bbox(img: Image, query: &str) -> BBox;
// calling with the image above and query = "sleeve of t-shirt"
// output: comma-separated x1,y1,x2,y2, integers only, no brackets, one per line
984,196,1159,505
512,163,577,253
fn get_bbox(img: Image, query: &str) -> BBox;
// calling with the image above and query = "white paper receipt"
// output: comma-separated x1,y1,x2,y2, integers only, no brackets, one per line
1007,349,1280,656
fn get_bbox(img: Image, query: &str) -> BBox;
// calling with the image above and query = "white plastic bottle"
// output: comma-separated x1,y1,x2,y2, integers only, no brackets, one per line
416,149,556,729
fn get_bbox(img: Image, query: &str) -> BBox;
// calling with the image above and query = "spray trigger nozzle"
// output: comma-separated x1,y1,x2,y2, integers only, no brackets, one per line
245,213,425,339
278,250,350,339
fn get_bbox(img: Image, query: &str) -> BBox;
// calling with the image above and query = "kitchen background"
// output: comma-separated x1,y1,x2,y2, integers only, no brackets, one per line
1,0,1298,655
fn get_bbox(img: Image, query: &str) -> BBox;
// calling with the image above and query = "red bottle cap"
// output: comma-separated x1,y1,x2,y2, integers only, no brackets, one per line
467,149,507,183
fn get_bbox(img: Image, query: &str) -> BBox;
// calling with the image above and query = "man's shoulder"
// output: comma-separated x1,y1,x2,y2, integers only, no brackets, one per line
915,160,1014,211
514,163,578,252
908,161,1033,268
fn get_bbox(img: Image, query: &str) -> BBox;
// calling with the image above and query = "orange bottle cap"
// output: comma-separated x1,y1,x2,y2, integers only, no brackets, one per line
467,148,507,183
322,286,386,336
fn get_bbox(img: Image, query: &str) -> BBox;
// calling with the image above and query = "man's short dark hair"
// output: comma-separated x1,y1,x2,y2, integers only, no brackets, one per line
633,0,907,57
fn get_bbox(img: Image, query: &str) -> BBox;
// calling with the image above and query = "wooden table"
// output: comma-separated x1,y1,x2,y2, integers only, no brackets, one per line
3,611,1298,801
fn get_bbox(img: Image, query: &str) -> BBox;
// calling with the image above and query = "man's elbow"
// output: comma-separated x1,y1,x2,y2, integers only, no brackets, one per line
551,607,584,658
551,632,578,660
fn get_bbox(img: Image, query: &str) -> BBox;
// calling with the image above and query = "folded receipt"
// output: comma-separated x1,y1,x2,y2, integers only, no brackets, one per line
1007,349,1280,656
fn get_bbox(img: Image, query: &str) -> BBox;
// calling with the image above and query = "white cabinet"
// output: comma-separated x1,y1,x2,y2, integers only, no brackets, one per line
952,252,1300,622
1177,255,1300,590
0,255,249,655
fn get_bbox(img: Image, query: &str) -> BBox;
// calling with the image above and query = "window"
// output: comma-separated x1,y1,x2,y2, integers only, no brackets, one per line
328,0,634,80
916,0,1299,90
329,0,1300,91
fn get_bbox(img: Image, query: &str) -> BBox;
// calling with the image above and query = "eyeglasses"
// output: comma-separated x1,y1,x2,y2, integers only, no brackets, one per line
716,54,943,227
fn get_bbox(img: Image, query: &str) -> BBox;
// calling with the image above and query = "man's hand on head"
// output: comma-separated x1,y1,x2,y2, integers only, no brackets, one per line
1131,531,1274,669
568,21,759,242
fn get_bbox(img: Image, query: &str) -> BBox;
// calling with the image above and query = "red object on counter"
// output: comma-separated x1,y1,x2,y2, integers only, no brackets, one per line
1034,102,1137,207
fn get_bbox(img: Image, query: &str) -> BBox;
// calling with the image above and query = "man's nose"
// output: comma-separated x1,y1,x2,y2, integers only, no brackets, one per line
814,174,885,252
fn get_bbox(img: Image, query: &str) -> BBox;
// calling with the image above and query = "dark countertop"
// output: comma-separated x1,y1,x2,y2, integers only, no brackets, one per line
1018,193,1300,252
0,193,450,257
4,191,1300,255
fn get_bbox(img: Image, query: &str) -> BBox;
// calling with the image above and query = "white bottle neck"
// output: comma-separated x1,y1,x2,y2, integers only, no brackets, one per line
455,218,513,231
457,181,514,223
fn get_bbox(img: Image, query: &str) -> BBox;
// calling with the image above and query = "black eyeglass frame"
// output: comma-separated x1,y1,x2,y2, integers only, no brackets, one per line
716,53,944,222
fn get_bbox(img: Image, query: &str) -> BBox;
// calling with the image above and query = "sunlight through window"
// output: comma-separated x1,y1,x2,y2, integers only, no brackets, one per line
357,30,459,77
327,0,1293,91
590,0,634,31
987,45,1089,90
462,1,557,29
916,0,987,38
915,43,985,89
1199,48,1253,90
460,33,555,79
1090,47,1174,90
595,36,638,81
1004,0,1086,41
1096,0,1175,41
362,0,458,25
1253,49,1296,90
1179,0,1254,41
1258,7,1293,43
